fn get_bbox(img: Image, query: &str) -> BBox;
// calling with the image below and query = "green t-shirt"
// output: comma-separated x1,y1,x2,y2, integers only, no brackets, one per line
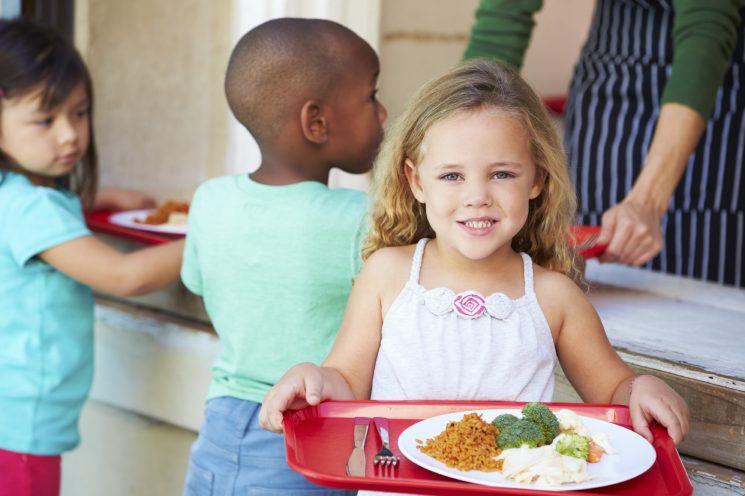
181,174,367,403
463,0,742,119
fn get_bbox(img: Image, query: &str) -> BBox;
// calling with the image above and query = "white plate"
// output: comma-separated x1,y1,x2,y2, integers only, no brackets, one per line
398,409,656,492
109,209,188,235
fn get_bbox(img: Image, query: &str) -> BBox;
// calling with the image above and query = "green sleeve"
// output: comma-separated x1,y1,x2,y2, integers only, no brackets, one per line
662,0,742,118
462,0,544,69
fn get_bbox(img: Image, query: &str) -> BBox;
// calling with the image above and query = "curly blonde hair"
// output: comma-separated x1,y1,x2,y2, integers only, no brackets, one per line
362,59,580,279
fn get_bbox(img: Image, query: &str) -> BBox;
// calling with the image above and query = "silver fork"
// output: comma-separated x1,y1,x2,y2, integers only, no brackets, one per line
372,417,399,468
574,231,600,252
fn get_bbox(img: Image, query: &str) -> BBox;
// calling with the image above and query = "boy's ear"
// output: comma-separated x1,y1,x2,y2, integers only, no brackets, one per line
300,100,328,144
530,168,546,199
404,158,426,203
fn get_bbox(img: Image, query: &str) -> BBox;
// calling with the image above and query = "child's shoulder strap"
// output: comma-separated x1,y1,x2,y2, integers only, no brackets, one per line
520,252,536,296
409,238,430,283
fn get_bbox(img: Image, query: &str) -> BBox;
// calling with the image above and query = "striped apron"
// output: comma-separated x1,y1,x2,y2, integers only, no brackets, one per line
565,0,745,287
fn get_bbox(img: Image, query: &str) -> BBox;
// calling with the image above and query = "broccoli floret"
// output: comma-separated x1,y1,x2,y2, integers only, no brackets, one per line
522,402,560,445
496,419,544,449
492,413,520,433
554,434,590,460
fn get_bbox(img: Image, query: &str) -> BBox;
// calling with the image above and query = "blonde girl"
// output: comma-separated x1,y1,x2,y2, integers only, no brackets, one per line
0,18,183,496
260,60,688,449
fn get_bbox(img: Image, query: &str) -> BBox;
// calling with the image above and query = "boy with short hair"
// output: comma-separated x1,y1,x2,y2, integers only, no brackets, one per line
180,18,386,495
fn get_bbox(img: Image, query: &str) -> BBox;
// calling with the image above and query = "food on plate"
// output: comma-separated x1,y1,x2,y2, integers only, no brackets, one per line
416,403,619,486
587,441,606,463
498,445,590,485
521,402,560,445
552,433,589,459
491,413,520,432
492,402,559,450
416,413,503,471
496,418,543,449
135,201,189,226
555,408,617,463
556,408,590,437
590,431,618,455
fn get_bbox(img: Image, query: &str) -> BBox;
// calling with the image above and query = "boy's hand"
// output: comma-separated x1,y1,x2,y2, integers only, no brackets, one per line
629,375,689,444
259,362,327,433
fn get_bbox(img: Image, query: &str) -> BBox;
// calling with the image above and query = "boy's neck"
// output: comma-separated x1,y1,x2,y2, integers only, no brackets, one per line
249,156,331,186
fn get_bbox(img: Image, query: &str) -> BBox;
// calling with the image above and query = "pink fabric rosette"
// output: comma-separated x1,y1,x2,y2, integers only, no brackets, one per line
452,291,486,318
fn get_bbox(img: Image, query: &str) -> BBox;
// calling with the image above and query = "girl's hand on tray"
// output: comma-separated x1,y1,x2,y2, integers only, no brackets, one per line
260,363,323,433
628,375,689,445
260,362,354,433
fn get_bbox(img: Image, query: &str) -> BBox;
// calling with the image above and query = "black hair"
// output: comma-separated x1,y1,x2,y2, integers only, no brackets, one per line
0,17,97,206
224,18,368,149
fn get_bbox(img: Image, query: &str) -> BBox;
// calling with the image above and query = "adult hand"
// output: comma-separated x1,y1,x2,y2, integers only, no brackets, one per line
597,198,664,266
595,103,705,268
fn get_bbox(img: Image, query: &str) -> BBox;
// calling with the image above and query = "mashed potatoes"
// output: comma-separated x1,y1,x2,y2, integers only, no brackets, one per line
498,445,590,485
556,409,590,437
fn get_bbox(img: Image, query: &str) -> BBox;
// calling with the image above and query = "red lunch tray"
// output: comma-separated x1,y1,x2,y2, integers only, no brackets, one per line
569,225,607,260
85,210,182,245
542,95,567,115
282,400,691,496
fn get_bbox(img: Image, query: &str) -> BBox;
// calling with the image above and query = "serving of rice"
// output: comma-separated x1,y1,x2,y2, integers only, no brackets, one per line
416,413,504,471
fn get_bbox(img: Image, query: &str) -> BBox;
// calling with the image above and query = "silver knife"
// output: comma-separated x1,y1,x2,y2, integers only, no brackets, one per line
345,416,370,477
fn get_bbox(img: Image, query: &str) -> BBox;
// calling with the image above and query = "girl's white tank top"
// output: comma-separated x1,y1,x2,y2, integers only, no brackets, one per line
370,238,557,402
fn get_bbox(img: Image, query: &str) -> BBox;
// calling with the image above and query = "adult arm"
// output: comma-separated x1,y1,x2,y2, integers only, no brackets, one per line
462,0,543,68
600,0,742,265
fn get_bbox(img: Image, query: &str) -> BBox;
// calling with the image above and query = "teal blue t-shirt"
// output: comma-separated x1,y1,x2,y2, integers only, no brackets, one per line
0,172,93,455
181,174,367,403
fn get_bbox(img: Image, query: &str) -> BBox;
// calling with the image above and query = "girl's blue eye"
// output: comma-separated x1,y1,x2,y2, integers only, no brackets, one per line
494,171,514,180
440,172,460,181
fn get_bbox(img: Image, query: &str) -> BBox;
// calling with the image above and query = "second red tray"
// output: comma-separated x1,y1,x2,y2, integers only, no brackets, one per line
569,225,607,259
85,210,181,245
282,400,691,495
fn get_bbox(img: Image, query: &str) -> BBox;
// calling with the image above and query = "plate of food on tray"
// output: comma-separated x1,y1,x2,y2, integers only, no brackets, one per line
109,201,189,235
397,402,656,491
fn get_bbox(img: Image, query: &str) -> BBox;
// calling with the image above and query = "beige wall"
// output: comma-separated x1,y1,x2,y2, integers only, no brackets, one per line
74,1,592,201
76,0,233,203
522,1,594,96
378,0,594,121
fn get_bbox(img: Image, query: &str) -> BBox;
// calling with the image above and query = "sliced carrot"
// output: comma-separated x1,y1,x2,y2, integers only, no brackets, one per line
587,441,604,463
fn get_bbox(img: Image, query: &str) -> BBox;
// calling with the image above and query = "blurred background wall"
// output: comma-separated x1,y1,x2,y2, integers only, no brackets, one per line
76,0,592,201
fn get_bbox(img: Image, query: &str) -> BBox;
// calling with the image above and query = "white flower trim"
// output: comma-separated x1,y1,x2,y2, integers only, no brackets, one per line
485,293,514,320
422,287,514,320
423,287,455,315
